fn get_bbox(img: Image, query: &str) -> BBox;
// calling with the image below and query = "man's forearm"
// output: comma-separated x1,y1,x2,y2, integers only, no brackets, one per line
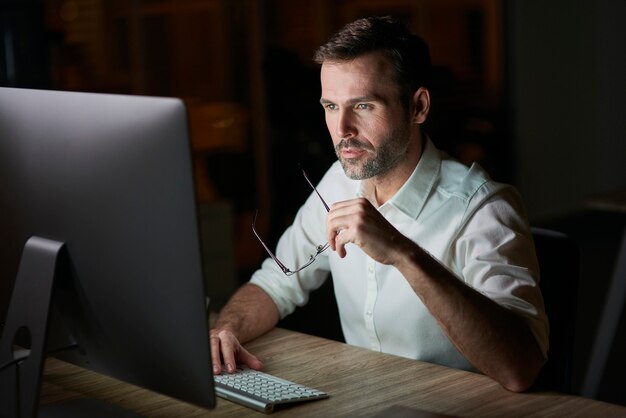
395,239,544,392
214,283,281,344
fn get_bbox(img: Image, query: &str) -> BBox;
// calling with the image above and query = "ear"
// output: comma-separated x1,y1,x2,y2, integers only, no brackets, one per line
411,87,430,125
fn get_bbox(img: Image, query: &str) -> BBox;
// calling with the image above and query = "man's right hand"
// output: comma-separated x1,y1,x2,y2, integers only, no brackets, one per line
209,328,264,375
209,283,280,374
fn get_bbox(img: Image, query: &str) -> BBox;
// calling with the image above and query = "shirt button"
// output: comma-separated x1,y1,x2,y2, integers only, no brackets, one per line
368,266,374,273
366,311,373,317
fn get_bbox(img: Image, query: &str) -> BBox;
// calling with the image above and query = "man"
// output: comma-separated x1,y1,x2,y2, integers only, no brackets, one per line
210,16,548,392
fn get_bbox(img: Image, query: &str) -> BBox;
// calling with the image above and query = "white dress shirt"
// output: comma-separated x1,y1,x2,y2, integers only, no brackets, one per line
250,138,548,371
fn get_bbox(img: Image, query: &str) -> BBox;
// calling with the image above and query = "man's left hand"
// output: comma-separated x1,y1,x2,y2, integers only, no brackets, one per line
326,197,410,265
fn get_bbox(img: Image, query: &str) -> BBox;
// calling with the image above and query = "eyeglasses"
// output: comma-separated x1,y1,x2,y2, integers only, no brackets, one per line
252,165,330,276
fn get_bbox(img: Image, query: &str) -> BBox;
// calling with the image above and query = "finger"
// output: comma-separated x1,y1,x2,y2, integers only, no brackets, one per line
336,242,347,258
326,211,349,250
330,198,362,210
334,229,349,258
209,334,223,375
219,338,238,373
326,218,338,251
328,228,347,254
237,346,264,371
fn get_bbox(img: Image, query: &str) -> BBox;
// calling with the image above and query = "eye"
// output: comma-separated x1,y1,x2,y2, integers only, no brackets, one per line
355,103,370,110
324,103,337,111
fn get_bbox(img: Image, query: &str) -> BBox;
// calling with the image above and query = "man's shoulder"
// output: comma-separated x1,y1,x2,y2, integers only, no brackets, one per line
437,155,509,203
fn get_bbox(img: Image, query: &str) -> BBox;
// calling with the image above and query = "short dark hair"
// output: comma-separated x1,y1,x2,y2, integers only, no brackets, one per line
314,16,432,106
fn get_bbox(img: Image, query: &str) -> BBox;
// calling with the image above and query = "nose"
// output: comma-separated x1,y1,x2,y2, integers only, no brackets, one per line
335,109,357,139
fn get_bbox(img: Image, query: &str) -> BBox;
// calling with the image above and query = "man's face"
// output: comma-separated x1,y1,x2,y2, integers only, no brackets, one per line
320,52,412,180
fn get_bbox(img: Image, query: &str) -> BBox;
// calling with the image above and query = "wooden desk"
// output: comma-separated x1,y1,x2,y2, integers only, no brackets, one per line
41,327,626,417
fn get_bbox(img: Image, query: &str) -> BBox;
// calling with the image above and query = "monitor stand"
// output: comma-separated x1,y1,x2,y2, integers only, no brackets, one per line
0,237,64,418
0,237,145,418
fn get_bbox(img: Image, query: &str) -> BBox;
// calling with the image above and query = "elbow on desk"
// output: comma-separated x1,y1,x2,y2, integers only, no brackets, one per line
495,332,545,393
501,375,536,393
497,361,542,393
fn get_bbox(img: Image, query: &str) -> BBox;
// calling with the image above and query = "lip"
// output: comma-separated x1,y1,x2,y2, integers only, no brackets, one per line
340,148,367,159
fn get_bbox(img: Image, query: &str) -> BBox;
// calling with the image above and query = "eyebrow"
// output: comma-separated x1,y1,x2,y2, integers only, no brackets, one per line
319,95,387,105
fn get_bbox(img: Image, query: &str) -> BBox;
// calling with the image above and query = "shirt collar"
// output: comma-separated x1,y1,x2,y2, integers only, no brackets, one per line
356,136,441,220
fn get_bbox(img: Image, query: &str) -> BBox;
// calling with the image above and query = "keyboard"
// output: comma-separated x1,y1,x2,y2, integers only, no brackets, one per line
213,366,329,413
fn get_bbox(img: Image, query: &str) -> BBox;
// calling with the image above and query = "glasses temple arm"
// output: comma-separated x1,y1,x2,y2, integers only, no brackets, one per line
298,164,330,212
251,210,291,274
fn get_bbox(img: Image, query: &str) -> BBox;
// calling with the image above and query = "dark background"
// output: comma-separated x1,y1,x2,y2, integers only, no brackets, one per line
1,0,624,406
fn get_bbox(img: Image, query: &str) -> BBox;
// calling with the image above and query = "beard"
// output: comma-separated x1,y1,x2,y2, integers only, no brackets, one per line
335,123,412,180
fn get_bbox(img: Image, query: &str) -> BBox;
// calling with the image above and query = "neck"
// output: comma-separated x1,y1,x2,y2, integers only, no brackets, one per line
360,170,407,207
362,134,425,207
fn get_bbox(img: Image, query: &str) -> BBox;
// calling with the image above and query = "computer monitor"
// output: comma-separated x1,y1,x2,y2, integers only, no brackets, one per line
0,87,216,415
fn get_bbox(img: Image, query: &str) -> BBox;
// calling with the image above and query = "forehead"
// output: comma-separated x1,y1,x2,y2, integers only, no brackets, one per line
320,52,398,101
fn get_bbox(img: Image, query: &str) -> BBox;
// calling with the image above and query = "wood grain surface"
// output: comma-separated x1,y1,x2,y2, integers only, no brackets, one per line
40,327,626,417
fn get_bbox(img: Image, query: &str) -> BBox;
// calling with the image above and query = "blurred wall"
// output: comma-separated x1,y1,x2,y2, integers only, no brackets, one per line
508,0,626,222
